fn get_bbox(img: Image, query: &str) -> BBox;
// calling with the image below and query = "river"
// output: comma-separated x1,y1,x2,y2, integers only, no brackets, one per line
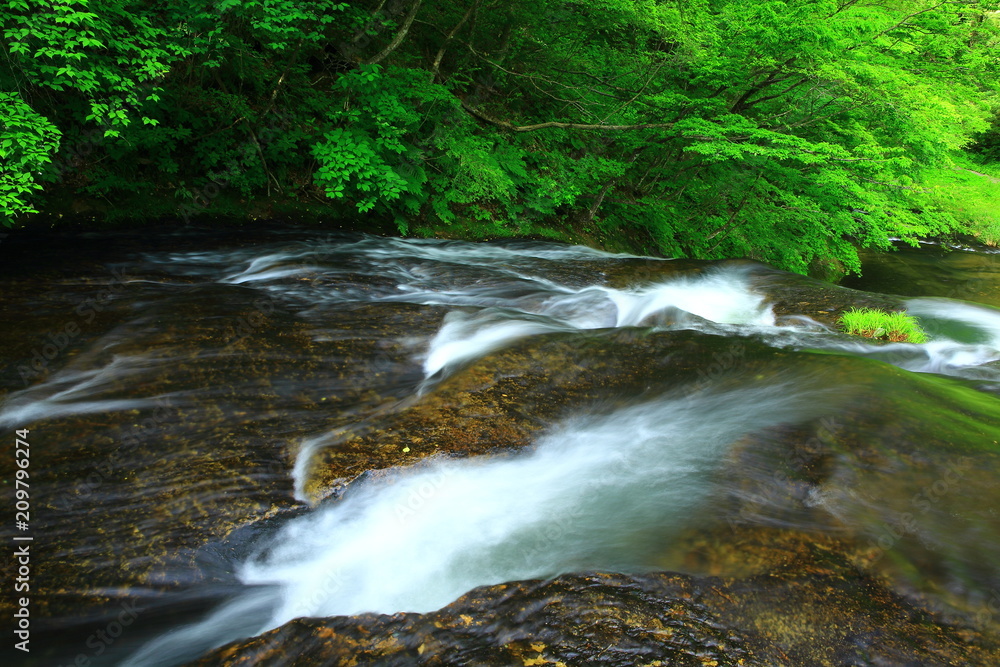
2,230,1000,665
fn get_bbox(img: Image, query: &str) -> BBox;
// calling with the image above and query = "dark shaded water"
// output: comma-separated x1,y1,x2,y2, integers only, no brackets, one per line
2,229,1000,665
842,240,1000,308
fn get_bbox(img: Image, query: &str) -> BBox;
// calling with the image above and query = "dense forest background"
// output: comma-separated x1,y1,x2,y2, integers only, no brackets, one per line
2,0,999,275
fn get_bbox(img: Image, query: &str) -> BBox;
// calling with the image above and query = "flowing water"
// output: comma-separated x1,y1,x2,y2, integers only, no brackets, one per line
2,230,1000,665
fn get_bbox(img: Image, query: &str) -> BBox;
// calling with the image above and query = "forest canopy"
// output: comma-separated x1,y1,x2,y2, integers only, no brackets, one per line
2,0,999,273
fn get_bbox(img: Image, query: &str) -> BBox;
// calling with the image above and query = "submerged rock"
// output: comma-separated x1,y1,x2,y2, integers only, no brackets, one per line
748,261,905,325
301,328,773,501
194,539,1000,666
0,297,445,663
4,231,1000,666
285,328,1000,666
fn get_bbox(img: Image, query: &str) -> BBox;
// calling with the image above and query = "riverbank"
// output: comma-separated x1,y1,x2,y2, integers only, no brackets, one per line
14,151,1000,285
20,186,655,263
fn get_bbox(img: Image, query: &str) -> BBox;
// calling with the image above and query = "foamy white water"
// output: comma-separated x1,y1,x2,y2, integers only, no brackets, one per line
46,233,996,667
152,237,1000,509
16,238,1000,446
123,377,839,666
906,298,1000,347
778,298,1000,381
0,355,164,428
419,267,775,378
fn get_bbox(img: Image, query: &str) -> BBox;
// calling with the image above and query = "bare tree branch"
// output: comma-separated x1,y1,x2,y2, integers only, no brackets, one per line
353,0,389,44
430,1,480,83
730,59,797,114
459,99,675,132
366,0,423,66
739,77,810,113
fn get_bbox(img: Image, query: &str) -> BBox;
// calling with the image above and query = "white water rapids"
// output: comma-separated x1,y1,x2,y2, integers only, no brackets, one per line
124,375,841,667
204,236,1000,385
8,235,997,666
19,242,994,424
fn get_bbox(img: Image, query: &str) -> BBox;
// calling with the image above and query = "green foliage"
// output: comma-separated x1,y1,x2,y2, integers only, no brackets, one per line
1,0,998,271
0,92,60,219
839,308,928,344
917,155,1000,245
213,0,348,51
312,64,449,217
2,0,172,126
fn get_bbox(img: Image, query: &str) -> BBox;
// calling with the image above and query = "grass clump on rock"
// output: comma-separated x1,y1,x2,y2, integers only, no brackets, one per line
839,308,928,343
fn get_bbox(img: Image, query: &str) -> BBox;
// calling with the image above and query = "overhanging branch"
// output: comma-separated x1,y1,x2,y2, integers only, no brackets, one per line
459,99,675,133
366,0,423,65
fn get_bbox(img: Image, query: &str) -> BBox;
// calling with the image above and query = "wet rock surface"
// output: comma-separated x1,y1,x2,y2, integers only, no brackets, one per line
199,329,1000,666
2,230,999,666
0,293,448,666
748,262,905,325
303,328,752,501
194,538,1000,667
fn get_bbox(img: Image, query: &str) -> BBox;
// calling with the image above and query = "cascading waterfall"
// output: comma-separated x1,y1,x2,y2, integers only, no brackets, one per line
7,233,1000,667
420,268,776,378
123,376,842,667
122,237,1000,388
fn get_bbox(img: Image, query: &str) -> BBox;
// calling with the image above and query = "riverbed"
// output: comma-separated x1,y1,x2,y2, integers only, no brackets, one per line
2,230,1000,665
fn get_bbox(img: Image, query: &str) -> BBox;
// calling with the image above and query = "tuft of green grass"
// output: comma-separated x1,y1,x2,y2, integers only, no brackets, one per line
839,308,928,343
